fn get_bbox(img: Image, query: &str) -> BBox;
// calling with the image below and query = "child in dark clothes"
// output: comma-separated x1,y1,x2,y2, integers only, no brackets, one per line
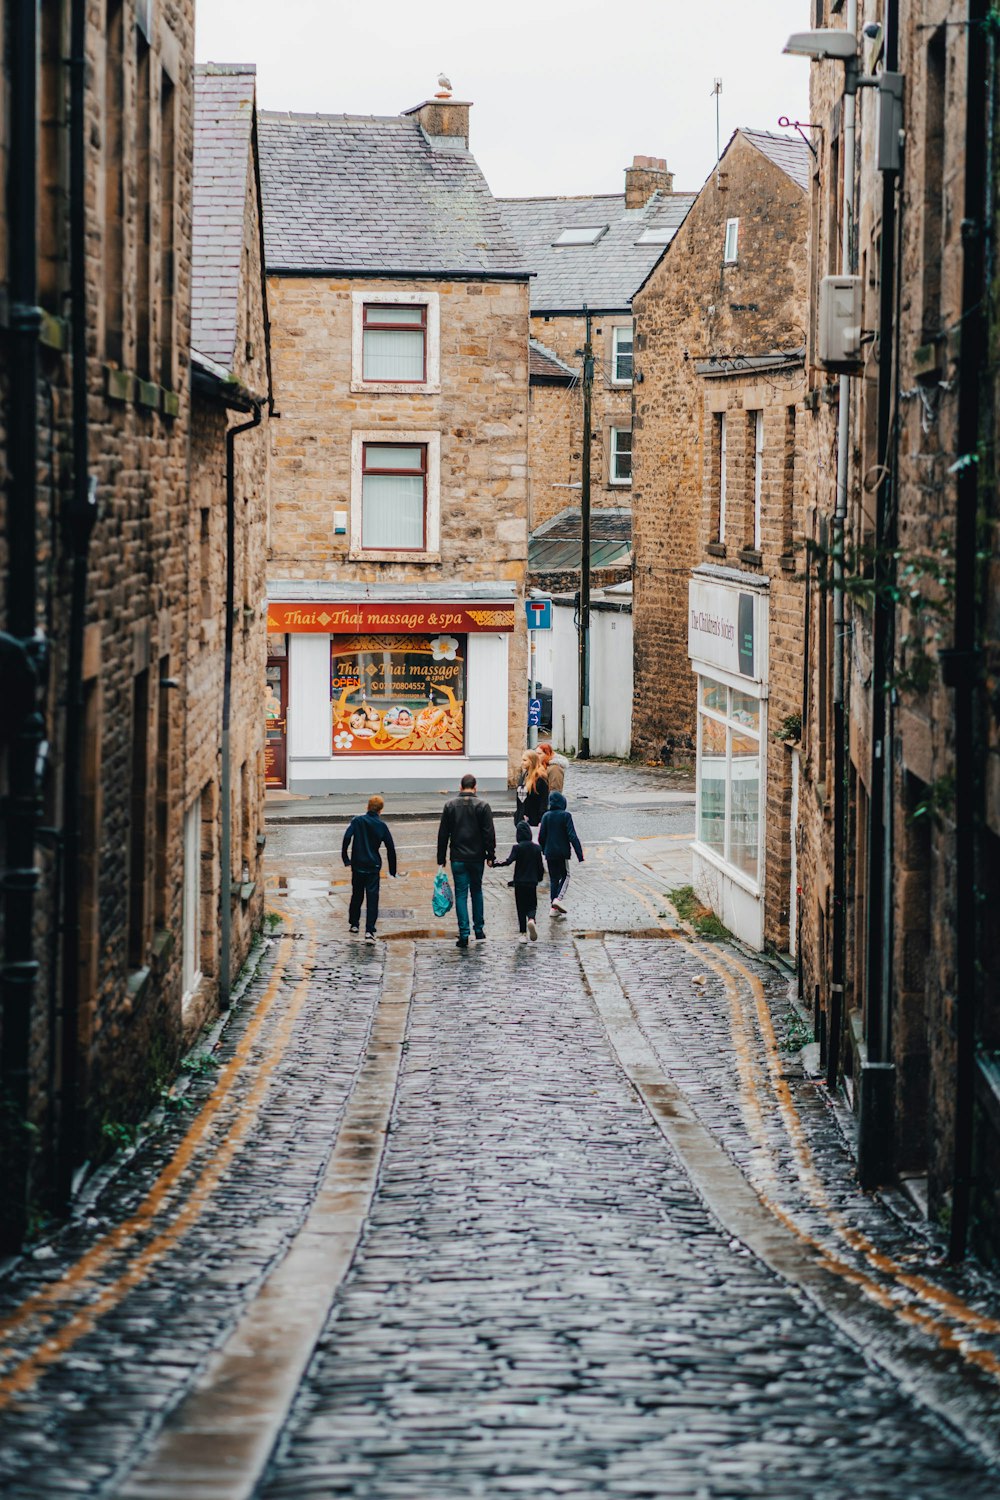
538,791,584,918
494,821,545,942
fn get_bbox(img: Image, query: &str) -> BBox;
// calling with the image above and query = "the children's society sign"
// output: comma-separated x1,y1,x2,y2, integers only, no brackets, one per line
687,577,764,682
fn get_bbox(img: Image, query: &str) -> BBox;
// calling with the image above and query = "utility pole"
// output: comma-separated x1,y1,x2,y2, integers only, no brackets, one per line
578,308,593,759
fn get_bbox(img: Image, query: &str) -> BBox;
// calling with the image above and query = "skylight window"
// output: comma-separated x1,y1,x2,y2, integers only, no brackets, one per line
553,225,608,246
635,227,675,246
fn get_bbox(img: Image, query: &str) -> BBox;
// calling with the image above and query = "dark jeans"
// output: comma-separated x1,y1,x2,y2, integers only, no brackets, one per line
349,868,380,933
514,885,537,932
548,857,569,905
451,858,485,938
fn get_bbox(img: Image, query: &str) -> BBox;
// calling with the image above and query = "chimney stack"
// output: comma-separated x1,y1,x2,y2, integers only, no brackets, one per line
625,155,674,208
403,87,471,148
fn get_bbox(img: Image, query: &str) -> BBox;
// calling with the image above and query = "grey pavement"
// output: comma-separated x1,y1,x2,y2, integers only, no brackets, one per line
2,762,1000,1498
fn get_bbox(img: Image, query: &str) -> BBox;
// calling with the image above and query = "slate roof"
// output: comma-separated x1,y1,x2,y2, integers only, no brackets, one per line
257,111,526,278
529,337,578,383
739,129,813,193
499,192,696,313
192,65,257,370
533,506,632,543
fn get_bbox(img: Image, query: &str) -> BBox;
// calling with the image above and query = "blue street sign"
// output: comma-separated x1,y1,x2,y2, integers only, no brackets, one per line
528,698,542,726
525,597,553,631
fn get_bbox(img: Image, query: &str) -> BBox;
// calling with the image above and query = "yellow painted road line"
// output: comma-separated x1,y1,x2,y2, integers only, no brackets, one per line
0,919,317,1405
612,867,1000,1372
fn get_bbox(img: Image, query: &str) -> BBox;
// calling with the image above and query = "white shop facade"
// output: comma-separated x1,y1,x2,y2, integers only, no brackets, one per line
265,583,518,795
688,566,770,950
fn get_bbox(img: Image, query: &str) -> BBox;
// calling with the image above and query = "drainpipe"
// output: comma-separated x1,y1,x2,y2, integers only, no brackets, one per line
827,0,858,1092
220,404,262,1008
0,0,44,1252
55,0,99,1207
947,0,989,1263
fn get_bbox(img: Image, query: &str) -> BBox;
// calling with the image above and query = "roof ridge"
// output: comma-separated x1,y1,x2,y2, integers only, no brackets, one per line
196,61,257,75
259,109,411,126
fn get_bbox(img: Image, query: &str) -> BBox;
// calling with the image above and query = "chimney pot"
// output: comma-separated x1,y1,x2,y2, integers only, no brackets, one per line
625,154,674,208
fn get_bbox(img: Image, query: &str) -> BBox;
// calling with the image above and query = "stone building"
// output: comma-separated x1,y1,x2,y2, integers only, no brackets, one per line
0,10,269,1243
259,92,530,794
631,129,810,949
186,64,270,1031
793,1,1000,1258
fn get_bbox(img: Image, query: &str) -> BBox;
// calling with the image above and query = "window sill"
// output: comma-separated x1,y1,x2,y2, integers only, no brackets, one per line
779,553,796,572
126,966,152,1008
608,480,632,489
350,379,441,396
738,548,763,567
706,542,727,558
348,549,441,564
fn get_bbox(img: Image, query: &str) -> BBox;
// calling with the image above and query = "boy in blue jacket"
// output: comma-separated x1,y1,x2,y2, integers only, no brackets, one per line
538,791,584,918
495,820,546,942
342,794,397,942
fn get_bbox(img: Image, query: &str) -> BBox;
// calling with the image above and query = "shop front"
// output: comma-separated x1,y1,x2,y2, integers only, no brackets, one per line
688,567,769,949
266,589,518,794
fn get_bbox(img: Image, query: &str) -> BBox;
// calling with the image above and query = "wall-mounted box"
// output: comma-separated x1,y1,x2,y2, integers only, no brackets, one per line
333,509,348,535
818,275,863,371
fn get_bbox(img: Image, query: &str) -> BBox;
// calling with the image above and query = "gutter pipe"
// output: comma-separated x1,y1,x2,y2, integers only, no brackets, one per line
220,403,263,1008
828,0,858,1091
948,0,989,1263
0,0,43,1251
56,0,99,1207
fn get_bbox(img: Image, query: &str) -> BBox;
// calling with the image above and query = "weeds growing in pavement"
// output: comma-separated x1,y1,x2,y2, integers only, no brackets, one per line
668,885,731,942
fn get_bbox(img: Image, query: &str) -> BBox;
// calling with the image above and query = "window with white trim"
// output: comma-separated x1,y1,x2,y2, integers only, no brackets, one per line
362,303,426,383
697,677,761,883
752,410,764,550
350,291,440,392
611,325,633,385
362,443,427,551
724,217,740,263
609,427,632,485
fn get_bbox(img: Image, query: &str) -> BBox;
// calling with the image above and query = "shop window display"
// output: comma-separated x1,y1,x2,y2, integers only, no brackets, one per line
696,676,761,883
331,634,465,755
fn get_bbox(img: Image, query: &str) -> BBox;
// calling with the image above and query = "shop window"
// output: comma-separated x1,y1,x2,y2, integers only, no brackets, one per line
609,427,632,486
611,326,633,385
362,443,426,550
331,634,465,756
696,676,762,885
363,303,426,382
351,429,440,556
351,291,439,391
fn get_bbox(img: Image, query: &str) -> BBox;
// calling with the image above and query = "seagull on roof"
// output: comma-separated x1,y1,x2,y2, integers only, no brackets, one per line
437,72,452,93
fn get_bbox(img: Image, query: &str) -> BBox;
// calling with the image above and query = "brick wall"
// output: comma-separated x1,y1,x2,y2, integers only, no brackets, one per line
267,274,531,781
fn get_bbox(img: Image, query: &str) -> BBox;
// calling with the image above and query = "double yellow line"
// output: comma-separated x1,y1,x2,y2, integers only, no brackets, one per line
0,918,318,1406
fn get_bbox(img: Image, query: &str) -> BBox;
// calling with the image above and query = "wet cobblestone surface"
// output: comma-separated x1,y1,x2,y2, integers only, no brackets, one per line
0,933,382,1498
261,938,999,1499
2,764,1000,1497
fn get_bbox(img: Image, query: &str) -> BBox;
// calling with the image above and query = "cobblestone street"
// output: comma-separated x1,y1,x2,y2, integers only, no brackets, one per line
2,765,1000,1497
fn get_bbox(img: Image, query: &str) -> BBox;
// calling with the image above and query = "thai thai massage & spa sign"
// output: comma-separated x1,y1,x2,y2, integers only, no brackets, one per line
331,634,466,755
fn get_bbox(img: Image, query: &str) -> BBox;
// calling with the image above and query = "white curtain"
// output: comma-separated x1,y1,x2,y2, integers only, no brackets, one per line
363,471,424,549
363,307,424,380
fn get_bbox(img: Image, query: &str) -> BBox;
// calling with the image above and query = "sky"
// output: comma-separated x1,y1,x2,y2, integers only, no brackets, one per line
195,0,812,200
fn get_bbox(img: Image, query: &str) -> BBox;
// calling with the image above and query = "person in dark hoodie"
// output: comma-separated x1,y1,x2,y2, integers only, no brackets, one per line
538,790,584,918
495,820,546,943
342,794,397,942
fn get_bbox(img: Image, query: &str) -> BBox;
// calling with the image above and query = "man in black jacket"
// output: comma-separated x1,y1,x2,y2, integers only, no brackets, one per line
437,774,496,948
342,795,397,941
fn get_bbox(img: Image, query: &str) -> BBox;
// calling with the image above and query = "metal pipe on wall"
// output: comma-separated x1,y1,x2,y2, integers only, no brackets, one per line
0,0,44,1251
220,405,263,1009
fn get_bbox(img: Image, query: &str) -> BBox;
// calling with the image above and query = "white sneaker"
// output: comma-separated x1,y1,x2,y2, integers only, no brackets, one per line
518,934,528,944
552,897,567,914
527,917,537,942
365,932,376,944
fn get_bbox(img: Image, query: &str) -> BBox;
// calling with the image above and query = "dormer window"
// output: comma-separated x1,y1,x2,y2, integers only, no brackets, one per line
553,225,608,246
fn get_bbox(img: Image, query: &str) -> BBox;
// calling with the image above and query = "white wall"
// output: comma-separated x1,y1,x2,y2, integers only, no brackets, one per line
533,603,631,758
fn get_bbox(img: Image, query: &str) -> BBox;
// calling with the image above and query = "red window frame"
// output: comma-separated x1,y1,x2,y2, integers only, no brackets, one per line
361,442,428,552
362,302,428,384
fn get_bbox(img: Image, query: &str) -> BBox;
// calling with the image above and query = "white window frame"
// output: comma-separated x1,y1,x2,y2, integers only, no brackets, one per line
350,428,441,561
718,412,727,542
351,290,440,394
724,217,740,264
694,674,764,894
611,324,633,386
609,426,632,486
752,409,764,551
